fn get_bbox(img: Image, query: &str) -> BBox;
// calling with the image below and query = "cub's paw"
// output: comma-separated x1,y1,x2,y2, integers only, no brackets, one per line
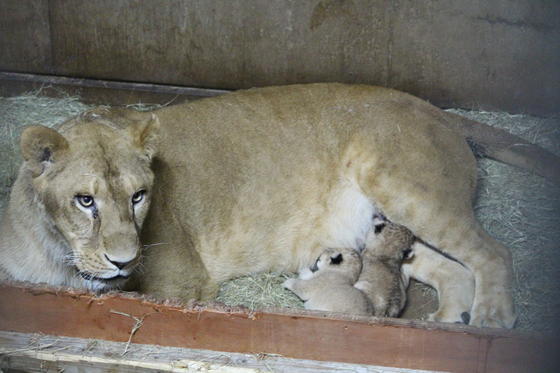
298,267,314,280
471,293,517,329
282,278,297,291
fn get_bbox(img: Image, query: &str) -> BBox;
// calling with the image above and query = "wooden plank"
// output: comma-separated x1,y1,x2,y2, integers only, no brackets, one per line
0,79,191,107
0,283,557,372
0,72,228,106
0,331,438,373
0,72,229,98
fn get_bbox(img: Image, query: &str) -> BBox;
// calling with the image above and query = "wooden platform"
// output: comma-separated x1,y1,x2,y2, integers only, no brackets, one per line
0,283,558,372
0,330,441,373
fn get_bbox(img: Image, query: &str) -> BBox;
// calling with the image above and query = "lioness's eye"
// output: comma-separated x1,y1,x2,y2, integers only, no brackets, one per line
132,190,145,205
76,195,95,208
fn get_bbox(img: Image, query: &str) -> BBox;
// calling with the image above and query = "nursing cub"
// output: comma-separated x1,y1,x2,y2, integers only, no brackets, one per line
285,217,415,318
283,247,372,315
355,218,415,317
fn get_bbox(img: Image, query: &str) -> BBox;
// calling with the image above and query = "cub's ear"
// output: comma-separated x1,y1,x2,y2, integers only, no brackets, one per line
20,125,69,176
330,253,344,265
127,113,160,161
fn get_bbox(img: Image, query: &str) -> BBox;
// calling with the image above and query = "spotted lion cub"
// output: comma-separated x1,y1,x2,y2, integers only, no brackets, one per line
283,247,372,315
354,217,415,317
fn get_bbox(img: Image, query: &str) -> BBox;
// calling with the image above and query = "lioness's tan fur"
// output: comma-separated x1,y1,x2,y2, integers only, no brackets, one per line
0,83,519,327
0,111,159,291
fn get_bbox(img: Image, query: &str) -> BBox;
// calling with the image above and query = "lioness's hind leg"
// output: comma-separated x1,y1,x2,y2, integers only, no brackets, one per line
360,166,514,327
351,113,515,328
413,214,516,328
468,222,516,328
402,242,474,324
364,185,515,327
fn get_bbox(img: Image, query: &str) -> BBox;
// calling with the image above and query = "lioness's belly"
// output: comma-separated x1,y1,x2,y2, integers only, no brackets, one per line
149,83,474,286
197,177,377,282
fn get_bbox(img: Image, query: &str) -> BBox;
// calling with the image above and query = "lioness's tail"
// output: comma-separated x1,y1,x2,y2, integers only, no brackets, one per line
443,111,560,185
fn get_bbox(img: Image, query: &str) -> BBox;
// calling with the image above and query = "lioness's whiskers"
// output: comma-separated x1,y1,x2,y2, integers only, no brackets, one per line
136,258,145,270
63,253,85,266
72,270,83,283
80,173,102,180
142,242,168,251
143,242,167,247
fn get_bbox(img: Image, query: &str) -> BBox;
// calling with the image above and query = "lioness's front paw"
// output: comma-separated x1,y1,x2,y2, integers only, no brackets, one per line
470,293,516,329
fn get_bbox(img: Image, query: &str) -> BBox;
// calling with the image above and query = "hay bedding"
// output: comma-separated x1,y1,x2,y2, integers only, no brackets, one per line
1,91,558,334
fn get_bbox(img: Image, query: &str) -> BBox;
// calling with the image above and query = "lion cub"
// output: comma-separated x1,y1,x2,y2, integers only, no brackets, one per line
283,247,372,315
354,217,415,317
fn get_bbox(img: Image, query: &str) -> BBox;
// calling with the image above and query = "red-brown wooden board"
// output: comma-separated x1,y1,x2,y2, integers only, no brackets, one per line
0,283,557,372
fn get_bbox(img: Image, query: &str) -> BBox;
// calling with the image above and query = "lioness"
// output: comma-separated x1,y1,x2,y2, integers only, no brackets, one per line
2,84,557,328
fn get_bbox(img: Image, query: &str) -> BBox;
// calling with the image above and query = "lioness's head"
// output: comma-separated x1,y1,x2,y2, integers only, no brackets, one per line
20,109,160,290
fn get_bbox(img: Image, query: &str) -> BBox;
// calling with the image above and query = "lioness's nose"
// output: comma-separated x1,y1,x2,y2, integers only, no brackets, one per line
104,254,134,270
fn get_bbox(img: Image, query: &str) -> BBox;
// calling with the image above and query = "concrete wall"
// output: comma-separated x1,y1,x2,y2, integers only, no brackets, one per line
1,0,559,115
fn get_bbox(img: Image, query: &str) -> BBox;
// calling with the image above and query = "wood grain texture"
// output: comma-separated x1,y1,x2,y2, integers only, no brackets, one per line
0,331,438,373
0,283,558,372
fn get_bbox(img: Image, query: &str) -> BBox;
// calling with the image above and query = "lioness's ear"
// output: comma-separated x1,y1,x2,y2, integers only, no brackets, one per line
20,125,69,176
128,114,160,161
